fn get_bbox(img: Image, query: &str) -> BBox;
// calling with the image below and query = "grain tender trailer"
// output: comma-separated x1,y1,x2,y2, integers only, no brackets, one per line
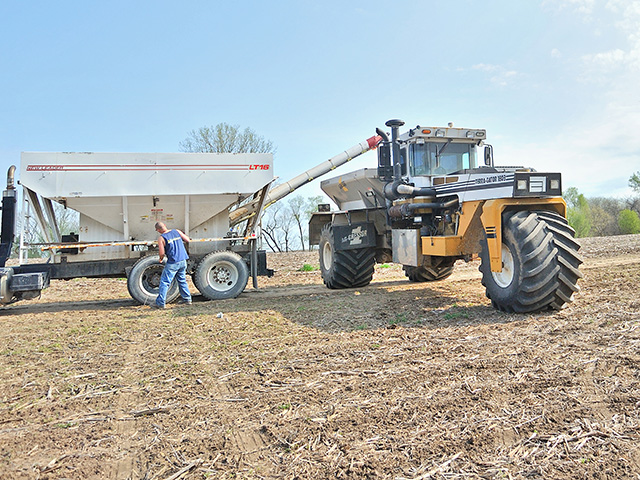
0,152,275,305
0,135,381,305
309,119,583,313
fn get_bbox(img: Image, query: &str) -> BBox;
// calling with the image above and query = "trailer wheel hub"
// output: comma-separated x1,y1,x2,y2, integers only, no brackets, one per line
209,262,239,290
142,267,163,289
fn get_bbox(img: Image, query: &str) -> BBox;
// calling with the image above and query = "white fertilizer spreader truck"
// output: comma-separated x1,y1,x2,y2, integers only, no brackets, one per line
309,119,583,313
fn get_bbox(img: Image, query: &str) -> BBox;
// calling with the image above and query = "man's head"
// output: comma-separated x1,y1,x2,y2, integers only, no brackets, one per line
155,222,168,233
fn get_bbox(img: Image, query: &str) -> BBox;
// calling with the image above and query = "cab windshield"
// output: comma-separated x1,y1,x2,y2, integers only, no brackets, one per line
410,142,477,176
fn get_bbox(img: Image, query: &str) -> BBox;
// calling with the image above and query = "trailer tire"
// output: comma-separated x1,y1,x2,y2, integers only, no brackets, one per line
319,224,375,289
193,250,249,300
479,210,582,313
403,260,455,282
127,255,180,305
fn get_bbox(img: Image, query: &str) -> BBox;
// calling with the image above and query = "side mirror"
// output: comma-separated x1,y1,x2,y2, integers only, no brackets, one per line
484,144,494,166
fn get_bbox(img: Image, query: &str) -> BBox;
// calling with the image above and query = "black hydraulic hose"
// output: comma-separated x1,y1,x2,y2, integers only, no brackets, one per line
384,181,437,200
388,198,459,218
408,198,458,210
401,185,437,197
383,180,404,200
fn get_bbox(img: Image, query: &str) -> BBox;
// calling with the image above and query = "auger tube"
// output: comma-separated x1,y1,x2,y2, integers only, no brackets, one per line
229,134,383,225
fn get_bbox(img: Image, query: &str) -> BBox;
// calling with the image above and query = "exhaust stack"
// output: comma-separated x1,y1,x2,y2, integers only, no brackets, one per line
385,119,405,180
0,166,17,267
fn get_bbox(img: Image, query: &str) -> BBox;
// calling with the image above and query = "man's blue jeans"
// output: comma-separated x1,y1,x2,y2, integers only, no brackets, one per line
156,260,191,307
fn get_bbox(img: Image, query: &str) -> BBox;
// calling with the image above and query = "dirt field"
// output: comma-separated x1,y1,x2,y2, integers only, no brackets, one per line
1,234,639,479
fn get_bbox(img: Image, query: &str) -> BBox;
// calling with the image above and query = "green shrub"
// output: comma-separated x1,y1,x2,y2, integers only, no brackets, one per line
618,209,640,234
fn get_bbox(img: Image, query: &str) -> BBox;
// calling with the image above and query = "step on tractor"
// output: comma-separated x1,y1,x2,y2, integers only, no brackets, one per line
309,119,583,313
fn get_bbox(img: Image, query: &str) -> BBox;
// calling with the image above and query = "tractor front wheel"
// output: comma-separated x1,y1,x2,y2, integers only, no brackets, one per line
479,210,582,313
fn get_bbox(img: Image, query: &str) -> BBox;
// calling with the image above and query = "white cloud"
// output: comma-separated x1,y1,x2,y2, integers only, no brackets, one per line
542,0,596,17
471,63,521,87
575,1,640,72
581,48,628,76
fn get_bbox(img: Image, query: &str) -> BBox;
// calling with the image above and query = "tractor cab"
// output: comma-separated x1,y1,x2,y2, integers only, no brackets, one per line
406,140,478,177
377,122,488,183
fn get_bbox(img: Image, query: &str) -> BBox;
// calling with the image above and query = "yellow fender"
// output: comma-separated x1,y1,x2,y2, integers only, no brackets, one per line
480,198,566,272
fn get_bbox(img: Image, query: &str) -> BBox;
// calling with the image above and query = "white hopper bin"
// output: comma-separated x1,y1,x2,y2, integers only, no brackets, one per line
20,152,273,260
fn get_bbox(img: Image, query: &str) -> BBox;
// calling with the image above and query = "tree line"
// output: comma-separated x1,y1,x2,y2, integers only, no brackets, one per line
564,171,640,237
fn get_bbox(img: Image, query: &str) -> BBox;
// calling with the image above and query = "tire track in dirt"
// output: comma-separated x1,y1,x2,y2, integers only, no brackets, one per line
580,253,640,269
110,334,142,479
213,379,271,472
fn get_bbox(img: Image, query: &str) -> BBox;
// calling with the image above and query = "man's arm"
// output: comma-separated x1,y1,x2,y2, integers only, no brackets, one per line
177,230,191,243
158,235,166,263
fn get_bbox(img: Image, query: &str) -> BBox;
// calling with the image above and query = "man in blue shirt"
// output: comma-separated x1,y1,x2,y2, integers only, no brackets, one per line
154,222,192,308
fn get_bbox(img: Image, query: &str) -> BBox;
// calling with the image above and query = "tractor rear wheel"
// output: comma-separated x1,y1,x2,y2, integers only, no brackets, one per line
479,210,582,313
403,259,455,282
127,255,180,305
193,250,249,300
319,224,375,289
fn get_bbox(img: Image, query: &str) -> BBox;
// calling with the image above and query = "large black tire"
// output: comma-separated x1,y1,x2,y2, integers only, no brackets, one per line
193,251,249,300
127,255,180,305
479,210,583,313
319,224,375,289
403,259,455,282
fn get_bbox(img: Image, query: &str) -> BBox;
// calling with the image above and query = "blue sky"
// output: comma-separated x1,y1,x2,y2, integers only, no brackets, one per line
1,0,639,203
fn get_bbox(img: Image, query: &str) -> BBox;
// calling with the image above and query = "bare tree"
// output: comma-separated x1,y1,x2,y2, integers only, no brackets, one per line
280,212,295,252
588,197,622,236
15,202,79,258
302,195,324,250
261,195,325,252
179,123,275,154
287,195,307,251
625,196,640,216
261,201,284,252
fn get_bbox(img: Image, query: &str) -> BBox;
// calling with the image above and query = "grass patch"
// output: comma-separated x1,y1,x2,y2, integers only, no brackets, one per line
443,309,470,320
389,313,409,325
